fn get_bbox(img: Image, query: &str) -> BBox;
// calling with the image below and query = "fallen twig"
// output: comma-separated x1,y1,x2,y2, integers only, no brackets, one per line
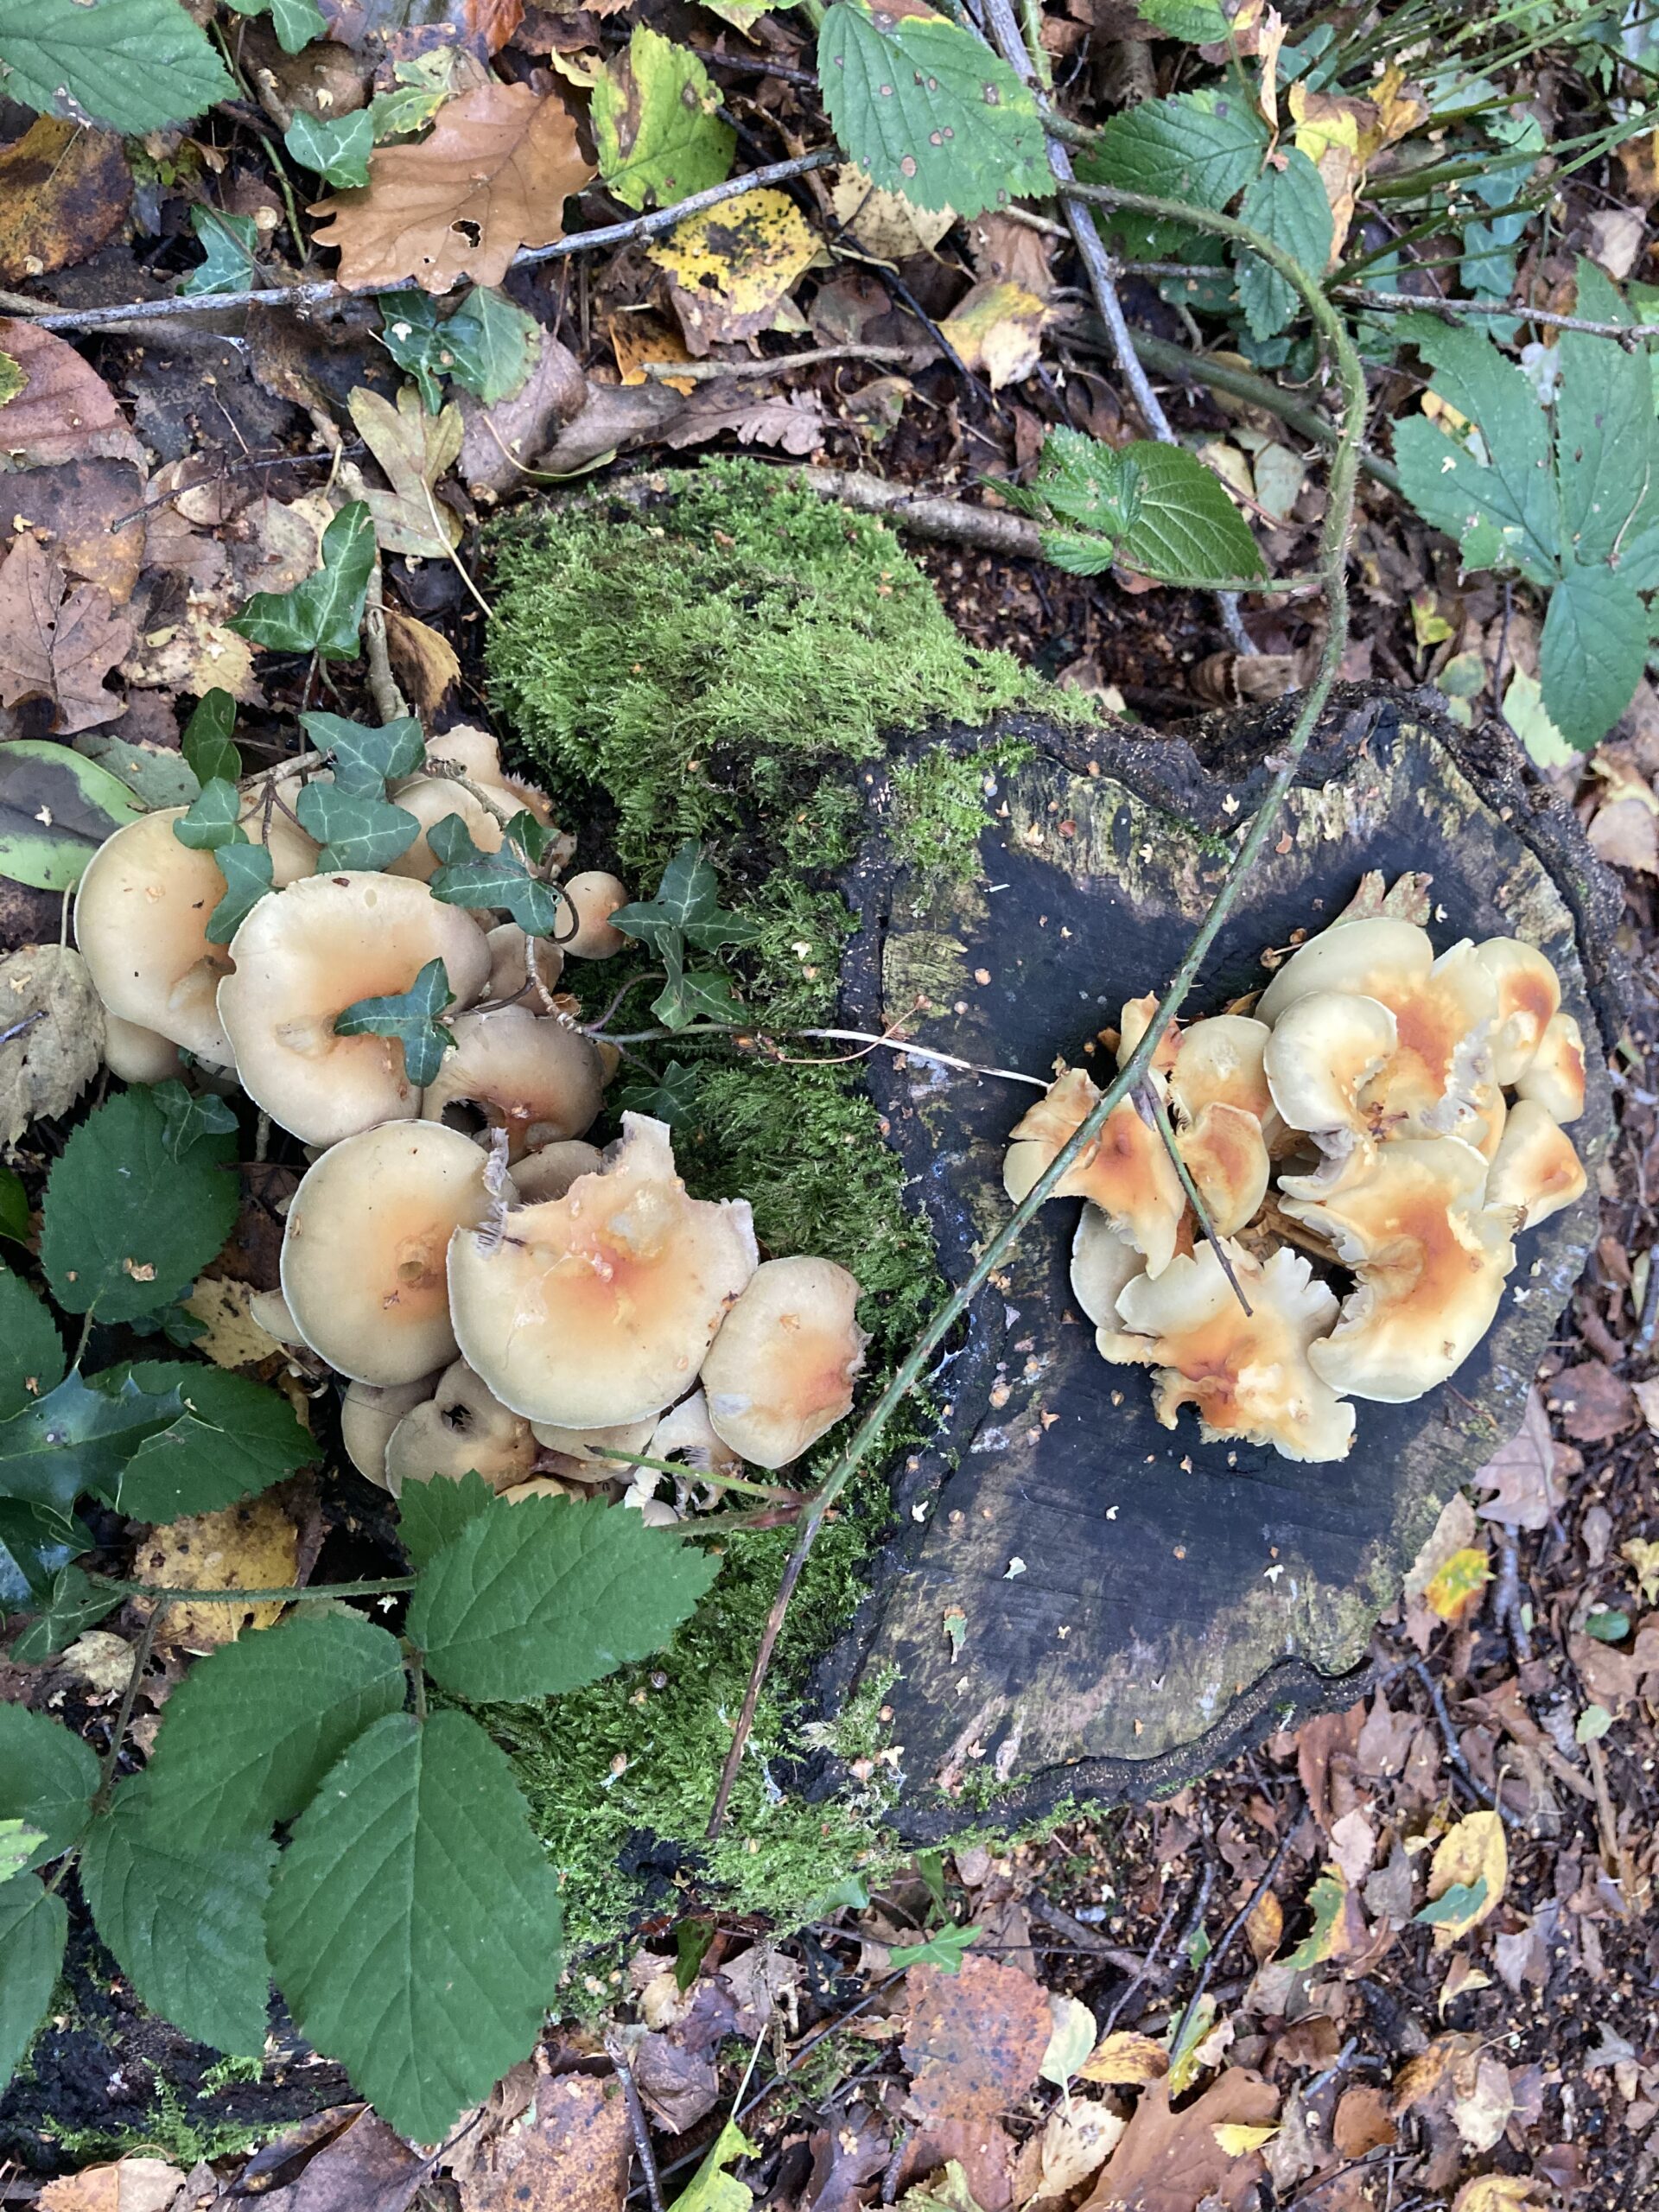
643,342,912,382
1138,1077,1252,1315
606,2037,665,2212
1408,1656,1516,1825
1167,1808,1306,2057
1335,287,1659,344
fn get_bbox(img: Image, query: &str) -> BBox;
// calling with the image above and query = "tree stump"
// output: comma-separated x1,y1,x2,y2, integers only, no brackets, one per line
812,684,1619,1839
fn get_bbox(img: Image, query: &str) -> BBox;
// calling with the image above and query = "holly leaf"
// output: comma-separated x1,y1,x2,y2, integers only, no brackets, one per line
0,1369,186,1537
428,812,561,934
152,1080,239,1163
0,1877,66,2096
181,689,240,786
0,0,235,133
294,780,422,871
0,1268,65,1421
286,110,374,188
172,776,245,851
1538,560,1649,752
111,1361,315,1522
594,26,734,213
334,957,455,1088
1235,147,1332,340
817,0,1051,219
207,842,275,944
1079,86,1268,208
181,208,261,297
9,1563,121,1661
40,1088,238,1321
228,501,375,660
266,1708,563,2141
0,1700,99,1872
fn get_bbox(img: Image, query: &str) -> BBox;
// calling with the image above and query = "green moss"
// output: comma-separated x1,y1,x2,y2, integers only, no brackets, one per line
43,2080,271,2168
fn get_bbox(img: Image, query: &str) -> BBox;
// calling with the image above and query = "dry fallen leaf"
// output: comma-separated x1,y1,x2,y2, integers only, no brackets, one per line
0,944,104,1148
4,458,148,603
1034,2101,1125,2198
1472,1386,1563,1530
132,1492,302,1649
649,188,819,355
385,606,461,716
0,535,134,732
40,2158,186,2212
457,2064,630,2212
312,80,594,292
181,1277,295,1372
1425,1810,1507,1947
457,330,586,499
832,164,955,261
1082,2069,1277,2212
347,385,463,555
1451,2177,1545,2212
941,280,1050,391
1422,1544,1492,1624
1078,2031,1169,2088
903,1955,1054,2210
0,118,131,284
0,318,145,469
663,385,828,457
1450,2050,1514,2153
52,1630,137,1696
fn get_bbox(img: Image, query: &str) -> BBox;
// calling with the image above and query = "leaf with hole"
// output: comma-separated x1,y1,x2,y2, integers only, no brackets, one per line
334,957,455,1088
228,502,375,660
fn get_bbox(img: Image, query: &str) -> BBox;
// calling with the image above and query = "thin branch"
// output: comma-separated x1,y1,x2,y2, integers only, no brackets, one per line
644,343,912,383
585,1445,800,1501
102,1575,416,1603
792,1027,1051,1087
1335,286,1659,345
606,2037,665,2212
1167,1809,1306,2057
90,1598,169,1817
1138,1077,1251,1315
363,559,410,725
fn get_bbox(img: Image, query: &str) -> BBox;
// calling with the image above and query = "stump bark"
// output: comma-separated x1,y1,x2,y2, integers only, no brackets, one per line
812,683,1620,1840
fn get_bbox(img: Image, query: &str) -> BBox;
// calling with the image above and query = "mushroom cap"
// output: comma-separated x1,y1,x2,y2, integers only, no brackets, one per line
701,1255,868,1468
1256,915,1433,1026
1264,991,1398,1147
1070,1205,1146,1326
1175,1101,1271,1236
527,1413,654,1482
650,1389,745,1484
217,871,492,1146
384,778,524,884
384,1357,537,1494
1476,938,1561,1085
281,1121,493,1385
340,1373,443,1491
509,1139,604,1204
1169,1016,1284,1144
1355,940,1498,1136
448,1112,758,1427
485,923,564,1003
1464,1082,1507,1164
422,1006,604,1159
1114,1241,1353,1463
1279,1135,1516,1403
560,871,630,959
1116,993,1181,1077
75,810,238,1063
1005,1068,1186,1275
1515,1010,1586,1125
423,727,561,836
240,791,321,887
103,1014,183,1085
1485,1097,1586,1228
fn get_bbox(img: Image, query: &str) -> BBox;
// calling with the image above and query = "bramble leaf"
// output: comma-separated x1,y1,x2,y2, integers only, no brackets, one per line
1391,314,1557,583
1235,147,1332,341
0,1268,64,1421
594,26,734,212
0,0,235,133
1556,258,1659,569
334,957,454,1088
396,1467,497,1572
0,1700,99,1872
1079,86,1268,209
228,502,375,659
112,1361,315,1522
1538,563,1648,753
0,1877,66,2096
1015,429,1262,585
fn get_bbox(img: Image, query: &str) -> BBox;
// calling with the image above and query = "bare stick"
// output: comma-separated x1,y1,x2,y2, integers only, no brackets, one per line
1335,287,1659,344
1168,1809,1306,2056
606,2037,665,2212
90,1599,169,1817
363,560,410,726
645,343,912,383
1138,1077,1252,1315
792,1027,1050,1088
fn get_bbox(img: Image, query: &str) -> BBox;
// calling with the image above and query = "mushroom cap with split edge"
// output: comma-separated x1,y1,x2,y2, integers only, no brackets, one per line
1264,991,1398,1149
216,871,492,1147
701,1255,869,1468
1004,1066,1186,1276
421,1005,604,1159
1515,1010,1586,1125
1476,938,1562,1086
1175,1101,1271,1236
1168,1015,1285,1147
1070,1205,1145,1327
1256,915,1433,1026
447,1112,759,1427
280,1120,493,1385
1485,1097,1586,1228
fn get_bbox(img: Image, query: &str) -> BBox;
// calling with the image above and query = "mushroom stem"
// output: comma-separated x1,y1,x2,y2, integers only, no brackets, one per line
585,1444,801,1502
1138,1078,1254,1318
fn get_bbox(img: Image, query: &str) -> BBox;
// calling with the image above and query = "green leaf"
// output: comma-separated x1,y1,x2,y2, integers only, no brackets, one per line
334,957,455,1089
1116,441,1264,583
817,0,1051,219
181,690,240,787
285,109,373,188
297,710,425,795
294,781,422,872
181,207,261,298
0,352,22,409
207,842,275,944
1584,1605,1631,1643
141,1606,407,1844
0,1700,99,1872
611,840,758,957
887,1923,980,1973
443,289,542,405
111,1361,315,1522
1284,1871,1346,1971
0,739,145,892
613,1058,701,1128
228,502,375,660
1556,258,1658,569
152,1079,239,1163
594,26,734,213
396,1467,498,1572
1414,1874,1489,1929
366,49,457,142
79,731,200,811
0,1369,185,1537
0,0,234,131
1080,86,1268,209
41,1089,238,1321
1392,315,1557,582
10,1564,121,1661
80,1774,275,2056
410,1491,720,1700
0,1819,47,1885
1539,563,1648,751
378,291,449,412
0,1877,67,2096
173,776,245,851
267,1708,563,2141
1135,0,1228,36
0,1268,65,1421
0,1166,27,1246
428,813,561,935
268,0,327,49
653,963,743,1033
1234,148,1331,341
670,2120,758,2212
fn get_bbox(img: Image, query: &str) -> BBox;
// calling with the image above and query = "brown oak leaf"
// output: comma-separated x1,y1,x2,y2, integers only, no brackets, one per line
0,535,133,732
310,80,594,293
1081,2069,1278,2212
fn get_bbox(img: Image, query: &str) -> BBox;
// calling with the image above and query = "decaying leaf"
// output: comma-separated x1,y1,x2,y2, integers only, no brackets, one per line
663,387,828,457
1078,2031,1168,2087
1451,2178,1545,2212
346,385,463,554
1473,1385,1565,1529
181,1278,294,1372
1039,1993,1098,2088
131,1492,302,1649
1422,1544,1492,1624
1080,2069,1276,2212
649,189,820,355
941,280,1049,390
4,458,147,603
1422,1810,1507,1947
385,606,461,715
0,534,134,733
38,2158,186,2212
0,318,145,469
902,1955,1053,2209
0,118,131,284
456,330,587,499
831,163,955,259
311,80,595,292
1033,2101,1125,2198
456,2062,630,2212
0,944,104,1148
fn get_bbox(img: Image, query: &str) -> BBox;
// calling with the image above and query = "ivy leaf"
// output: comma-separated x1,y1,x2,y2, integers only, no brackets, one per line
409,1491,720,1700
653,963,743,1033
378,291,450,412
294,780,422,872
887,1923,980,1973
228,502,375,660
9,1564,121,1661
1234,148,1332,341
1079,86,1268,208
181,690,240,787
0,1369,186,1536
285,110,374,188
152,1080,239,1163
41,1089,238,1321
0,1700,99,1872
111,1361,315,1522
181,208,262,298
1538,563,1648,752
267,1709,563,2141
428,812,561,935
0,1877,66,2096
613,1058,700,1128
0,1268,65,1421
80,1773,276,2056
298,710,426,796
141,1607,407,1844
396,1466,497,1572
817,0,1051,219
334,957,455,1089
594,26,734,213
207,842,275,945
0,0,235,133
172,776,245,851
442,288,542,404
611,840,758,957
223,0,327,53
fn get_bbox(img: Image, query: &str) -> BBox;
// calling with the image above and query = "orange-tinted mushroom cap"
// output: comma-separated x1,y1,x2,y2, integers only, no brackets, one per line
1176,1101,1271,1236
560,871,631,959
701,1255,868,1467
422,1006,604,1160
1476,938,1562,1085
1485,1097,1586,1228
1264,991,1397,1149
1004,1067,1186,1275
1070,1205,1145,1326
1169,1015,1284,1147
1256,914,1433,1025
384,1357,537,1494
1116,993,1181,1077
75,810,238,1064
1515,1010,1586,1125
448,1112,759,1427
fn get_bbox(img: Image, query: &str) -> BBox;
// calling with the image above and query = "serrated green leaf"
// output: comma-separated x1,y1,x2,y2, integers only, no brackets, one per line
1539,562,1648,751
817,0,1051,219
267,1708,563,2141
594,27,735,213
1557,258,1659,569
1079,86,1268,209
1393,315,1557,582
227,502,375,660
181,690,240,787
1135,0,1228,36
141,1607,406,1844
0,1877,66,2096
428,813,561,934
298,711,426,797
0,1268,65,1421
112,1361,314,1522
444,289,542,404
0,1370,185,1540
294,781,422,872
0,1701,99,1872
181,207,261,298
41,1090,237,1322
0,1503,82,1607
396,1467,498,1572
0,740,145,892
1116,440,1263,583
410,1492,720,1700
1038,527,1122,577
0,1166,26,1246
1235,148,1331,341
9,1563,121,1660
81,1773,275,2056
152,1079,239,1163
0,0,234,131
285,108,373,188
207,842,275,944
334,956,455,1088
173,776,245,851
0,1819,47,1885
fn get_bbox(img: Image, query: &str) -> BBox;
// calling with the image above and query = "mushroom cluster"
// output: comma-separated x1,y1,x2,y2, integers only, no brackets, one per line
73,727,868,1510
1004,874,1588,1464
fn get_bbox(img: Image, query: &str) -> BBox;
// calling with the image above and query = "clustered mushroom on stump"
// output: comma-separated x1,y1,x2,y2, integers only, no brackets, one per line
72,728,869,1513
1003,872,1589,1465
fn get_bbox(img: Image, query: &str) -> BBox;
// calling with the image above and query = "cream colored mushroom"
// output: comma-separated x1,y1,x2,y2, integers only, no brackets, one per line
423,727,562,836
448,1113,758,1426
485,923,563,1003
384,1358,537,1493
1476,938,1561,1085
340,1373,443,1490
560,871,630,959
75,810,239,1063
527,1414,655,1483
1168,1015,1285,1148
217,871,492,1146
1111,1241,1354,1463
1003,1067,1187,1275
279,1121,493,1385
510,1139,604,1203
701,1255,868,1467
1485,1098,1586,1227
1515,1010,1586,1124
1070,1205,1146,1326
1175,1101,1271,1236
650,1389,745,1486
1278,1135,1516,1402
1263,991,1398,1149
421,1006,603,1160
1464,1082,1507,1163
1256,915,1433,1024
1116,993,1181,1077
103,1015,183,1085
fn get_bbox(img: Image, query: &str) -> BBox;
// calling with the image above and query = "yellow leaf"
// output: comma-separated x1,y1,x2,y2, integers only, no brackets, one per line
1245,1888,1282,1961
131,1493,300,1650
1452,2177,1542,2212
608,310,697,396
1077,2030,1168,2086
1371,63,1430,150
1423,1545,1492,1623
1255,6,1286,130
648,189,819,355
182,1277,294,1372
1622,1535,1659,1605
1426,1811,1507,1948
1212,2124,1277,2156
940,280,1048,391
831,164,955,261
